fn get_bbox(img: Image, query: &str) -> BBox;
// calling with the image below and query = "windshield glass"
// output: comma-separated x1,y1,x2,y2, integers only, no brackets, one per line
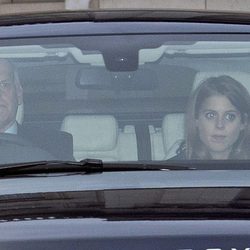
0,33,250,164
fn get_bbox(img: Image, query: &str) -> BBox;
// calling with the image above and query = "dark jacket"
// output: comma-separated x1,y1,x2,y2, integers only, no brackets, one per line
168,141,186,160
18,125,74,160
169,150,186,160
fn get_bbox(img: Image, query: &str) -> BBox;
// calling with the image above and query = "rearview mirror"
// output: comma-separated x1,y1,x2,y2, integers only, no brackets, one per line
76,67,158,90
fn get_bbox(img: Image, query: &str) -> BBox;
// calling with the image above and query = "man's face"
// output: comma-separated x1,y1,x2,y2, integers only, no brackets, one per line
0,61,22,132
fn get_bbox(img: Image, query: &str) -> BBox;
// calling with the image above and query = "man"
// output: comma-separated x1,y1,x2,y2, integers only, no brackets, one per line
0,59,73,162
0,59,23,134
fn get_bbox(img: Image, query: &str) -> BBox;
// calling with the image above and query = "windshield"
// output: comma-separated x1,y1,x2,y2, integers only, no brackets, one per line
0,32,250,164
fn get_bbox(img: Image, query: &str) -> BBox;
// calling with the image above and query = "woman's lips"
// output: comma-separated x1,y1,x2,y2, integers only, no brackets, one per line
211,135,227,143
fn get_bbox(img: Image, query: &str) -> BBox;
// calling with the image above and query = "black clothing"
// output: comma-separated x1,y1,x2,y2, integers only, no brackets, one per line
18,125,74,160
168,141,186,160
0,133,55,164
168,149,186,160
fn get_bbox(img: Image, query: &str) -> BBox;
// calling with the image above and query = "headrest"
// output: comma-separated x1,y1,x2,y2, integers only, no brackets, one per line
193,71,250,92
16,104,24,124
61,115,118,151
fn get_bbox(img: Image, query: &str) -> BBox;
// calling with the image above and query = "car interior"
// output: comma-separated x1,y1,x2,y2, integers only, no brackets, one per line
4,38,250,162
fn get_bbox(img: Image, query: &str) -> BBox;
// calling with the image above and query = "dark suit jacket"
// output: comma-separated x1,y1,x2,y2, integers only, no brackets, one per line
18,125,74,161
168,141,186,160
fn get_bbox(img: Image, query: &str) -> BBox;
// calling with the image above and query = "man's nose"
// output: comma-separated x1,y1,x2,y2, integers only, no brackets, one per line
215,116,225,129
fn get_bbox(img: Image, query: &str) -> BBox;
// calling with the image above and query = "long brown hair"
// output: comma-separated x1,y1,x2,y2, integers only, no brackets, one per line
185,75,250,159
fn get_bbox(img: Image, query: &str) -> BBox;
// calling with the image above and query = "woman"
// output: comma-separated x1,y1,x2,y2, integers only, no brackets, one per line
175,75,250,160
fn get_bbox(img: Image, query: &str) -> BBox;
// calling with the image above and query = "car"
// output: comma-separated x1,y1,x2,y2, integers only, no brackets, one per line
0,8,250,250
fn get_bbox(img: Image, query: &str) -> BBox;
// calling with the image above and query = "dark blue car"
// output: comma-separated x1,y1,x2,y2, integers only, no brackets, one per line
0,9,249,249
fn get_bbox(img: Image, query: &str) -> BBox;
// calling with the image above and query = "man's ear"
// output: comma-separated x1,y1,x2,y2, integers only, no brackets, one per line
14,72,23,105
17,84,23,105
195,118,199,127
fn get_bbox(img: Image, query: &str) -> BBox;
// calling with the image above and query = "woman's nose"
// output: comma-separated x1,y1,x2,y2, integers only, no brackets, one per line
215,116,225,129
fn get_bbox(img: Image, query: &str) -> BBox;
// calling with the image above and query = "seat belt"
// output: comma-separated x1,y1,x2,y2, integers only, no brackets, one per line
135,124,152,161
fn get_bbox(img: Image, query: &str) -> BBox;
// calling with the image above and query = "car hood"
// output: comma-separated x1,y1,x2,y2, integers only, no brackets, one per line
0,170,249,221
0,170,250,195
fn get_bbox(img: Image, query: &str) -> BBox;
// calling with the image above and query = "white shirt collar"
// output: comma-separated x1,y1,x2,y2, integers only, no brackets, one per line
4,121,17,134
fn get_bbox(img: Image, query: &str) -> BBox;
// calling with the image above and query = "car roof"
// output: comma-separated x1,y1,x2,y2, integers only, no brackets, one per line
0,10,250,38
2,9,250,25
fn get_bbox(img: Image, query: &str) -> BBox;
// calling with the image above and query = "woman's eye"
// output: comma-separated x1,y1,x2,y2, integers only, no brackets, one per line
205,112,215,119
225,113,236,121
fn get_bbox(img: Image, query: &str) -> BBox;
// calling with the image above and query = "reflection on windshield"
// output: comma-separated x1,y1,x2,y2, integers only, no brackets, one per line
1,187,250,220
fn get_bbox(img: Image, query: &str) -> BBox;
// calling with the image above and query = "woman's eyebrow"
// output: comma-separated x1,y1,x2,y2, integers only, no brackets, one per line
200,109,216,112
200,109,239,113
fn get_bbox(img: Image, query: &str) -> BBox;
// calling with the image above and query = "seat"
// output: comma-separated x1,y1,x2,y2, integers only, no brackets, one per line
162,113,185,159
150,113,185,160
60,115,138,161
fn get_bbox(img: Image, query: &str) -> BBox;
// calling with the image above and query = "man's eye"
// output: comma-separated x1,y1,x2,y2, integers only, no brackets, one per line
205,112,216,119
225,113,236,121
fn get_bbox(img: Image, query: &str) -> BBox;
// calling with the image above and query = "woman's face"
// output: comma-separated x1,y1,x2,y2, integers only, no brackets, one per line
196,95,245,159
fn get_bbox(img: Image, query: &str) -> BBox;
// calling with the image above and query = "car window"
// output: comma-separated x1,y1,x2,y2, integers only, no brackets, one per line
0,33,250,164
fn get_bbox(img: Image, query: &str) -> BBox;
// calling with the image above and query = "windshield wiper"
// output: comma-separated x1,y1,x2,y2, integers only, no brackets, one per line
0,159,103,177
0,159,194,177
